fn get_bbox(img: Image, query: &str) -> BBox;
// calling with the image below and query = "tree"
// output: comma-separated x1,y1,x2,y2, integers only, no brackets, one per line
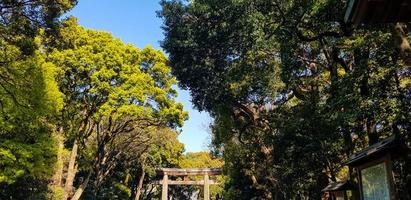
132,128,185,200
0,1,75,198
178,152,225,200
79,127,185,200
160,0,410,199
0,0,77,55
0,42,64,198
47,18,188,200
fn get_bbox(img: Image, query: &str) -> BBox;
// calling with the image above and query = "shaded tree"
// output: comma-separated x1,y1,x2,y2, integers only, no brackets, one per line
160,0,411,199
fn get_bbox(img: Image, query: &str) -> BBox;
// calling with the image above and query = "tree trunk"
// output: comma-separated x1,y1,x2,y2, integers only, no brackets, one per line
64,140,79,200
145,185,155,200
71,171,92,200
52,127,64,186
366,118,378,145
391,23,411,66
134,169,146,200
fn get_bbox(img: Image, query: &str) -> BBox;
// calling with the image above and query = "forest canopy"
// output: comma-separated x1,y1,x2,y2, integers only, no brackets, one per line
0,1,191,199
160,0,411,199
0,0,410,199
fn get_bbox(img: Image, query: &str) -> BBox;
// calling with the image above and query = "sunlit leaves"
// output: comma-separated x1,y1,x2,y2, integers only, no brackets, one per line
50,18,187,128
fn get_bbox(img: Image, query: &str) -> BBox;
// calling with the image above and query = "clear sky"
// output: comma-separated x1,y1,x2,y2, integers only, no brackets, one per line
68,0,212,152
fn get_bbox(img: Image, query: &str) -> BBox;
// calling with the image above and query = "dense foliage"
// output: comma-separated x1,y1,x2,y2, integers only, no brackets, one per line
160,0,411,199
0,0,76,199
47,18,188,200
1,0,410,199
0,1,190,199
176,152,225,200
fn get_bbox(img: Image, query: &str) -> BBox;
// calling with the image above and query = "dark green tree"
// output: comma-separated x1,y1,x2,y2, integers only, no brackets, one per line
160,0,410,199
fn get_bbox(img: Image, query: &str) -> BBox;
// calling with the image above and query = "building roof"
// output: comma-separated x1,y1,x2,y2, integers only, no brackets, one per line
322,181,357,192
345,135,409,167
345,0,411,25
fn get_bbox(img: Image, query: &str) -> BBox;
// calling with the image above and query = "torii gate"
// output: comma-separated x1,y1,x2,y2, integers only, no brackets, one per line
154,168,222,200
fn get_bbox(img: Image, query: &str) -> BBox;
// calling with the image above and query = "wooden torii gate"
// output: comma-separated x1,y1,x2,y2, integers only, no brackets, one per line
154,168,222,200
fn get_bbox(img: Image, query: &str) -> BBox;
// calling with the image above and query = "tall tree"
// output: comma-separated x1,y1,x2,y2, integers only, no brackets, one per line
0,38,64,197
0,1,76,199
47,18,188,200
160,0,411,199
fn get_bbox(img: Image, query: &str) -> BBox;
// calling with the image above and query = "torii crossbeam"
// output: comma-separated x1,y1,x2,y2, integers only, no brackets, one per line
154,168,222,200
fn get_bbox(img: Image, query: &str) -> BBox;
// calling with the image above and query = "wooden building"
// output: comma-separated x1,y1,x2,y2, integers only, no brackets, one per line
345,0,411,25
322,181,357,200
344,135,409,200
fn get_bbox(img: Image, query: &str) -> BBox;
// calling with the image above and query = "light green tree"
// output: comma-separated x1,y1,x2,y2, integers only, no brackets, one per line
0,36,64,198
47,18,188,200
0,1,75,198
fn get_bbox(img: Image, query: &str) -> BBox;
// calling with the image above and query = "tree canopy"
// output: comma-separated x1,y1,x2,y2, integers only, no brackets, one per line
0,1,74,198
160,0,411,199
1,0,410,199
0,4,190,199
46,18,188,200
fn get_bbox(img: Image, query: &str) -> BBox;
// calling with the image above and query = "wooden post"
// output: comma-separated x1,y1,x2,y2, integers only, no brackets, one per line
204,173,210,200
162,173,168,200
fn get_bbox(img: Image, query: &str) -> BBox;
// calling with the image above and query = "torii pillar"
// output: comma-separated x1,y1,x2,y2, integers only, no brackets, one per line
161,172,168,200
204,172,210,200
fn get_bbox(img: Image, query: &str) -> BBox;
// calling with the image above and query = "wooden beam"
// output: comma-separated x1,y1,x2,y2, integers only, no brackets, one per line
156,168,222,176
153,180,219,186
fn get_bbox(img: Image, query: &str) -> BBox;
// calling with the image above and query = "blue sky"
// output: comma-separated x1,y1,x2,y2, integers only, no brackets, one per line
68,0,212,152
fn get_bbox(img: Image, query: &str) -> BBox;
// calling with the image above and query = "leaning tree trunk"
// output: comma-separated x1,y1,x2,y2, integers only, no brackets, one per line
134,169,146,200
391,23,411,66
71,171,92,200
64,140,79,200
